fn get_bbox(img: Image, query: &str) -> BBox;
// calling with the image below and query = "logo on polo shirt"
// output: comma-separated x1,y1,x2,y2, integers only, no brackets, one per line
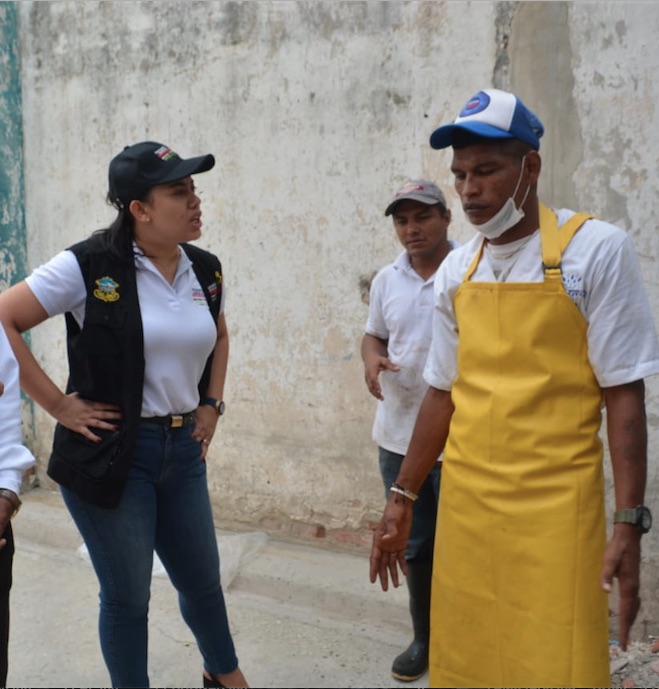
192,286,207,305
93,276,120,303
563,273,587,301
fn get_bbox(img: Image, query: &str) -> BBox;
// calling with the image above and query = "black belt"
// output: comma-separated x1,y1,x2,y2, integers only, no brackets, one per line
140,412,196,428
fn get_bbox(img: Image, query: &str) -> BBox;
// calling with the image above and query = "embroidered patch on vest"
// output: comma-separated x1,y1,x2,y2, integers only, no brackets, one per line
93,276,120,303
207,271,222,302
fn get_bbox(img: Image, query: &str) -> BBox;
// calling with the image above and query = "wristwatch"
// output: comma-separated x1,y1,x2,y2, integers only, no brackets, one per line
613,505,652,534
200,397,225,416
0,489,21,517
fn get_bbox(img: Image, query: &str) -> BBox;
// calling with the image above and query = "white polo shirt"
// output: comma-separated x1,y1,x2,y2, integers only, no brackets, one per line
424,209,659,391
366,242,459,455
26,245,224,417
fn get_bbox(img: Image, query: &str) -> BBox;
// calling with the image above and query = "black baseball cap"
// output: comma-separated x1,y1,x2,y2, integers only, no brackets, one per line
108,141,215,207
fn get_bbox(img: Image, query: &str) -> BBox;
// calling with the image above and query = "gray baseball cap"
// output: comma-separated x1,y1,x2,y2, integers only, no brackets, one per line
385,179,447,216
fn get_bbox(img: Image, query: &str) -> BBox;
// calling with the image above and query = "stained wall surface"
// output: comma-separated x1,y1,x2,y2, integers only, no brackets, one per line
9,1,659,631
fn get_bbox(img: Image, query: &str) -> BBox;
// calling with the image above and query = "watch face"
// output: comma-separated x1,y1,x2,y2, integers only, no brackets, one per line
639,507,652,533
218,401,225,416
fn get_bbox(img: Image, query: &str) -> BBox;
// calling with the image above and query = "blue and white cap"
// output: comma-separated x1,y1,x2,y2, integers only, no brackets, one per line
429,89,544,150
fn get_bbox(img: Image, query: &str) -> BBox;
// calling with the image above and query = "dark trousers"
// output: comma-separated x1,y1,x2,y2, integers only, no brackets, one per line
0,522,14,687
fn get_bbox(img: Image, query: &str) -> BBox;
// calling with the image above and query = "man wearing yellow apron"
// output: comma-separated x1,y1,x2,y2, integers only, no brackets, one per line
370,89,659,688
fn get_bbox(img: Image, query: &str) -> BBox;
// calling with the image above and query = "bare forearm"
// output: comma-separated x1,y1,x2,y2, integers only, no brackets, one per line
0,282,65,417
206,313,229,400
361,333,387,364
395,386,453,494
604,380,647,509
3,325,64,418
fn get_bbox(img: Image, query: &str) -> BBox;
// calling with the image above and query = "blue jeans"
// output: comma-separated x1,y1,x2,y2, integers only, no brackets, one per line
61,421,237,688
378,447,440,564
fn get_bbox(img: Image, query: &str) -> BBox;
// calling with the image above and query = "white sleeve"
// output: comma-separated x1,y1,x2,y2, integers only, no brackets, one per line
585,234,659,387
25,250,86,321
423,263,459,391
0,325,35,494
365,271,388,339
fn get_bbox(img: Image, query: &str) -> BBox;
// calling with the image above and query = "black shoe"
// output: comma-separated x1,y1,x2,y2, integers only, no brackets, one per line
391,638,429,681
392,561,432,681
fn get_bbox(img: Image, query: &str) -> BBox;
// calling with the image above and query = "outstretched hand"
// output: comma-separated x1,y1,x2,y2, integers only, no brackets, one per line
364,356,400,401
600,525,642,650
369,496,413,591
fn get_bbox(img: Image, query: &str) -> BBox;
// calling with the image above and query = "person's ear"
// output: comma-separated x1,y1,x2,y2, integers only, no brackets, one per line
525,150,541,185
128,199,151,223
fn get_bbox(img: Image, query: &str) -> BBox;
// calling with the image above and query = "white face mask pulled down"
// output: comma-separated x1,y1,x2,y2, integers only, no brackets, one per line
471,156,530,241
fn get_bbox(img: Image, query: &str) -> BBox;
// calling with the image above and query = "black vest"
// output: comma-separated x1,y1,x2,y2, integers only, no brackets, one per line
47,233,223,508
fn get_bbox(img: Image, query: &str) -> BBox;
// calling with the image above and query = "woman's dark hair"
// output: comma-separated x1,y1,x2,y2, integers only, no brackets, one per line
93,191,152,260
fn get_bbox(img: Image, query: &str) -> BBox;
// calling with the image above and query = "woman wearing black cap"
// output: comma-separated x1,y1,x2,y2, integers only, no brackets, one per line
0,142,248,688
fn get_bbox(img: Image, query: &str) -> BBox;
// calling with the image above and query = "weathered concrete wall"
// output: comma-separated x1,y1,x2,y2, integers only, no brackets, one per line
507,2,659,637
16,0,497,545
0,3,28,287
0,2,35,453
0,3,26,285
11,0,659,630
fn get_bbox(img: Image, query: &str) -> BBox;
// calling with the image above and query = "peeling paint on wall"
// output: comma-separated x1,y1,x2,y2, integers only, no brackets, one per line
492,0,516,89
0,1,28,286
0,1,34,461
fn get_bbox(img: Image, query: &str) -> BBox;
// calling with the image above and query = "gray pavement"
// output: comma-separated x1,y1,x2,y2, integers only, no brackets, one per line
7,488,429,688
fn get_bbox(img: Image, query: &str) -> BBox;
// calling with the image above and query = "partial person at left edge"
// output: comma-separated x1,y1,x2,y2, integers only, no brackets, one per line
0,322,35,687
0,141,248,688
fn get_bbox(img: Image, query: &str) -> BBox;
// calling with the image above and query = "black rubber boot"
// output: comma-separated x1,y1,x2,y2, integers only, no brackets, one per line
391,561,432,682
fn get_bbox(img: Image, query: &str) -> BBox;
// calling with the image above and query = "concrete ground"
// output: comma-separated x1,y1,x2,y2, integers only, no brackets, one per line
7,487,429,688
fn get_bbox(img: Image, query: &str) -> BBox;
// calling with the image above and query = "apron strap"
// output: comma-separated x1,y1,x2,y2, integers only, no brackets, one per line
540,204,593,278
464,236,485,282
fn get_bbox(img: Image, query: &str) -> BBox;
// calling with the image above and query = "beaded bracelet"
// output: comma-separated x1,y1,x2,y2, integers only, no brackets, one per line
390,482,419,502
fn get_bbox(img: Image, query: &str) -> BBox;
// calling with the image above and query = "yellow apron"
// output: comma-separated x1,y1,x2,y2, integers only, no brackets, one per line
431,205,610,688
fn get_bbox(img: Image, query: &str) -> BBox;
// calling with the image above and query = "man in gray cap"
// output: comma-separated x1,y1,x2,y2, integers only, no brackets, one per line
361,179,456,681
369,89,659,687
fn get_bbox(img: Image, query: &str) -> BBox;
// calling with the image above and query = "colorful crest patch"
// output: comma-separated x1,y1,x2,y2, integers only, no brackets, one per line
154,145,177,161
207,271,222,302
93,276,120,303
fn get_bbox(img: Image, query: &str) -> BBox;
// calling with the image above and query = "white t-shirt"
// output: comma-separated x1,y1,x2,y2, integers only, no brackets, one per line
366,242,459,455
0,324,36,493
424,209,659,391
26,245,225,417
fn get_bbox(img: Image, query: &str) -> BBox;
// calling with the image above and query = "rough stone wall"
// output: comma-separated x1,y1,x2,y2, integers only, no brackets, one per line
12,0,659,631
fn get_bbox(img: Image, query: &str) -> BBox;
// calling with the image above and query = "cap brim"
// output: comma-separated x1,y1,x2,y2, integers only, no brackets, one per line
384,194,443,216
158,153,215,185
429,122,513,150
